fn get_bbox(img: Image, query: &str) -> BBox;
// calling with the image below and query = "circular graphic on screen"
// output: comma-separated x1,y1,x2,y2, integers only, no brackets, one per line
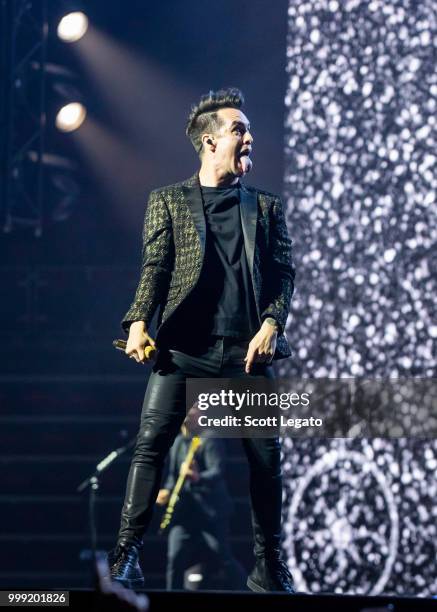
285,446,399,594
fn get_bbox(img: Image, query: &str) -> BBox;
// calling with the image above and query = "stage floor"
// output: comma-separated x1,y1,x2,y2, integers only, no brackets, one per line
66,588,436,611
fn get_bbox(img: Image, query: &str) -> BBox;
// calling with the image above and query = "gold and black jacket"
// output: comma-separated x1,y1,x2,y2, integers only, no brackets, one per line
122,173,295,361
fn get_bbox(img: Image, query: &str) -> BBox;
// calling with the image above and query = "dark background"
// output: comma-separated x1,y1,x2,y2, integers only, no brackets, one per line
2,0,289,267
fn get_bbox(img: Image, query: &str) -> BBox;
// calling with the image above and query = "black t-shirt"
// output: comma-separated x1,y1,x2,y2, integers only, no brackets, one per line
170,183,259,344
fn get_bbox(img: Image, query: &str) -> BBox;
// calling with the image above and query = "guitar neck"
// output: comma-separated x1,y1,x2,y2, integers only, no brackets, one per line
169,436,201,501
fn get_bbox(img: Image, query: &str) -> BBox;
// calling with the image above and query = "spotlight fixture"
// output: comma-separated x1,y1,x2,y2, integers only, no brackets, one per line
57,11,88,43
43,66,87,132
55,102,87,132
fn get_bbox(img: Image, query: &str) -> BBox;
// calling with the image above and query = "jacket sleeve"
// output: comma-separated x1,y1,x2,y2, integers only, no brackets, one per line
121,190,174,332
260,196,295,334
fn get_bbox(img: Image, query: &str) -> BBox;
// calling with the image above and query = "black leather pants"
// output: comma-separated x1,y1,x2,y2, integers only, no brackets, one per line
117,335,283,559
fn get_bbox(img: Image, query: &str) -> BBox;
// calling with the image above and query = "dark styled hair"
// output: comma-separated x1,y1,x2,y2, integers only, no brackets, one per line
185,87,245,157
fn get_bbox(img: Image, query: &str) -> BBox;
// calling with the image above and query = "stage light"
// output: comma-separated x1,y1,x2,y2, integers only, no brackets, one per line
56,102,87,132
57,11,88,43
187,572,203,583
44,64,86,131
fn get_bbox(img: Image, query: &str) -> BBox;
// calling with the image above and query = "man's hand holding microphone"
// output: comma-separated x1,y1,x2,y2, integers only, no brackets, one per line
113,321,157,364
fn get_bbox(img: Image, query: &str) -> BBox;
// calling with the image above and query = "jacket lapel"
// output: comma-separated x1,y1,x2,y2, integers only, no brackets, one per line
181,173,206,257
239,183,258,281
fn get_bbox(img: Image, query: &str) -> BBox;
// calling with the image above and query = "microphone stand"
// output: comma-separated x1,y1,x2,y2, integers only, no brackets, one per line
77,437,137,560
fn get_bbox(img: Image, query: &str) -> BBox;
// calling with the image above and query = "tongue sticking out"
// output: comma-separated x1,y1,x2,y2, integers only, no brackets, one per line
239,155,252,174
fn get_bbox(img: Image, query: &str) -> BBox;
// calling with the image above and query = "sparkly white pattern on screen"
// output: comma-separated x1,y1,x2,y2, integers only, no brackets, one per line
282,438,437,595
280,0,437,596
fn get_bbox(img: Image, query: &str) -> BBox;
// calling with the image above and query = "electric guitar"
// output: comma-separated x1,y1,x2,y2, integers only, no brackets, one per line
159,435,202,533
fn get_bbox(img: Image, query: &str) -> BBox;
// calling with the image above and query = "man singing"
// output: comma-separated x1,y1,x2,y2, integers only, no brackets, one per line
108,87,296,593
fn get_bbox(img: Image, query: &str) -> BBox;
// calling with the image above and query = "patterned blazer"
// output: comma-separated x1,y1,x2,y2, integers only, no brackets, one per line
122,172,295,360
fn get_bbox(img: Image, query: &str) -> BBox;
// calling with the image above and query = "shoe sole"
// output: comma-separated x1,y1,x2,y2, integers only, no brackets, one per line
247,577,297,594
247,577,267,593
112,576,144,590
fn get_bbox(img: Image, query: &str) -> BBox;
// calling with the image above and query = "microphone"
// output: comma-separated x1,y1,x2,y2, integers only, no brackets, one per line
113,339,156,359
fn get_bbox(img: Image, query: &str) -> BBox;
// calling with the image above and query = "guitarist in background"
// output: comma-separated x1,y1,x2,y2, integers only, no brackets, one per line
156,408,246,590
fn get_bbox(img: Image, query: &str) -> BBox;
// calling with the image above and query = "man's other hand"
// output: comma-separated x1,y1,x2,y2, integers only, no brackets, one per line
244,319,278,373
126,321,156,364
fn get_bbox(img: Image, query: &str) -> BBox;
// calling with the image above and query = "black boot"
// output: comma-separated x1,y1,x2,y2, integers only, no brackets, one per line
247,556,296,593
248,504,296,594
108,544,144,590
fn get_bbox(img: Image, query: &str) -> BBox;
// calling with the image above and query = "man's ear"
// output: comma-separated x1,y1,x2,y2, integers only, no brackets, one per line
202,134,216,149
